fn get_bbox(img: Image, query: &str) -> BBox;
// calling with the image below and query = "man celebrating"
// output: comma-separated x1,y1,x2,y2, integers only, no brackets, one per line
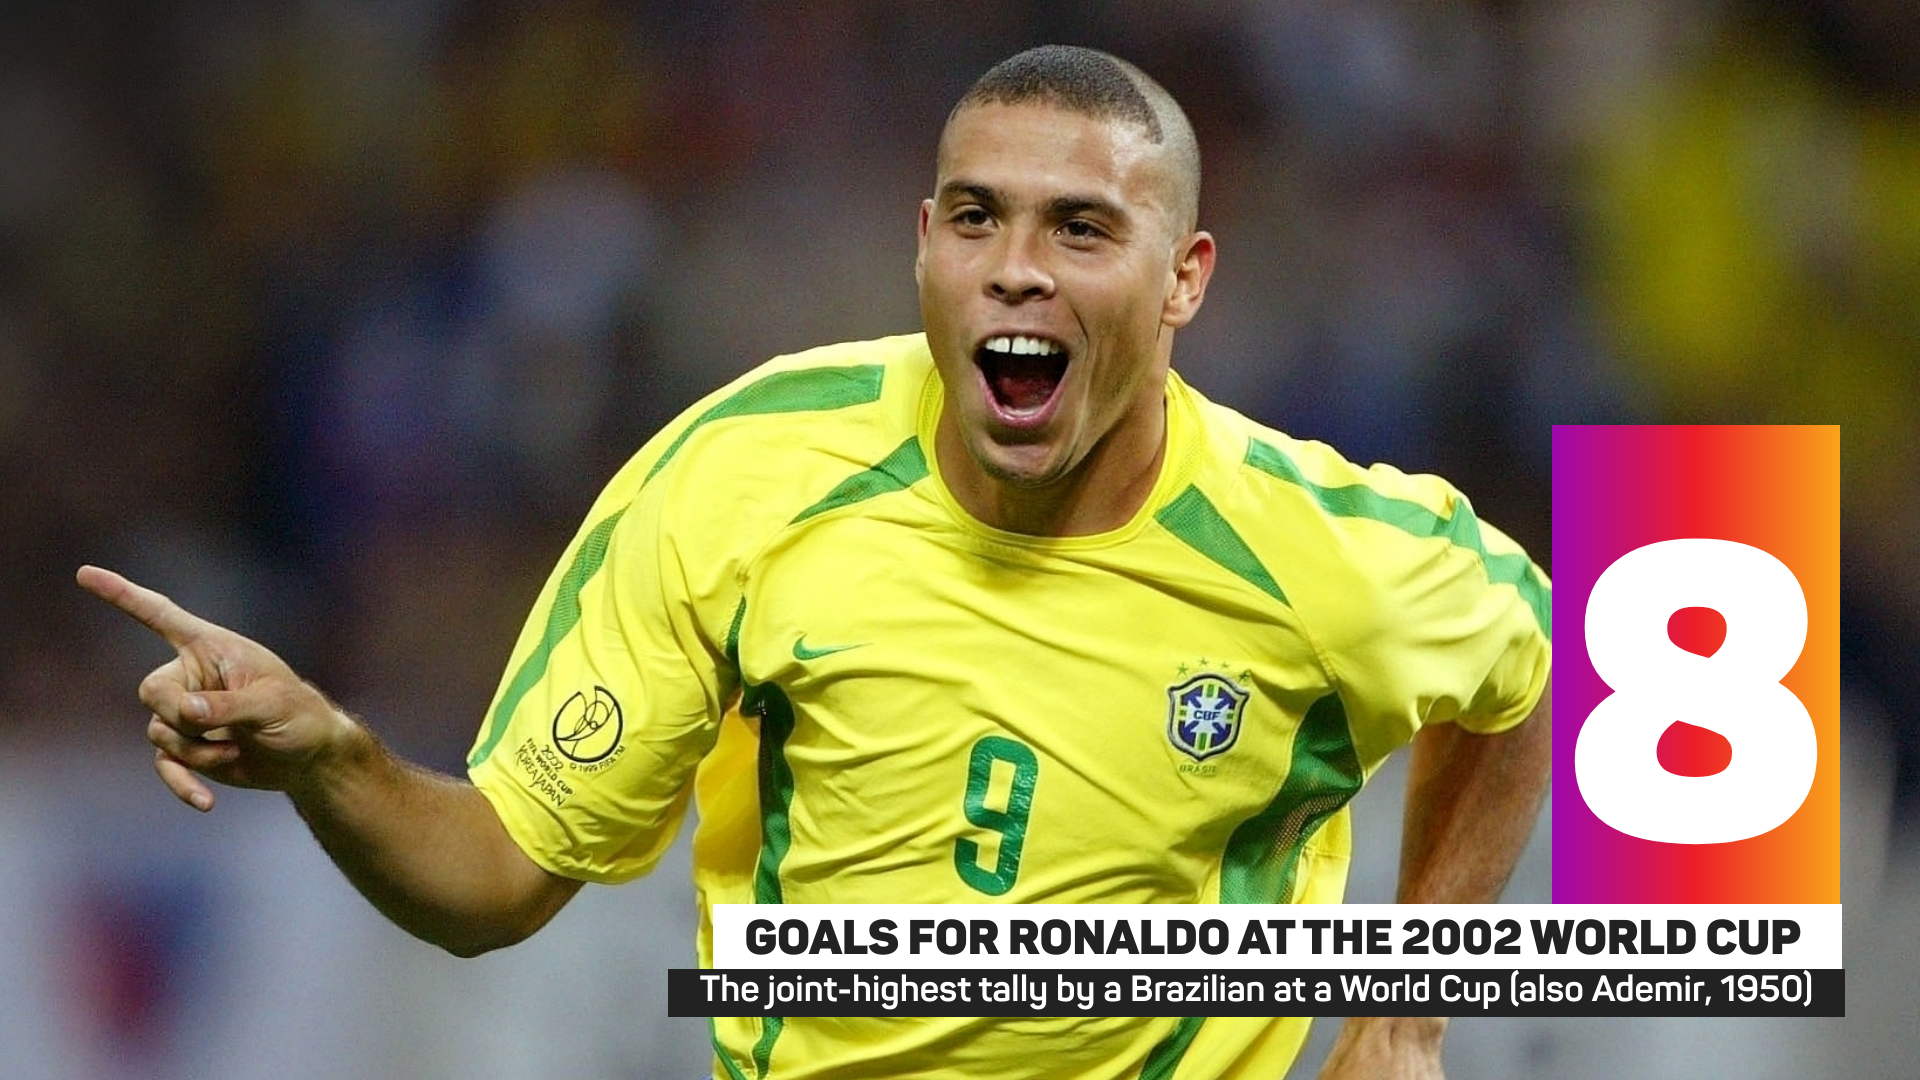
82,45,1551,1079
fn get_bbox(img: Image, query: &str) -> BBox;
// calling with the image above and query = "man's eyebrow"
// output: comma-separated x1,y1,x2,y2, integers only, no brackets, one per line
1045,194,1127,223
937,180,1002,207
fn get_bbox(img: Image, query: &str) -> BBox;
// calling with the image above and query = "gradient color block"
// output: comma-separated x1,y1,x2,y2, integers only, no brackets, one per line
1553,426,1840,902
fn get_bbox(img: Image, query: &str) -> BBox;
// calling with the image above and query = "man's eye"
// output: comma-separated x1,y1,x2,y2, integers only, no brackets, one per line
1060,220,1103,241
953,208,991,228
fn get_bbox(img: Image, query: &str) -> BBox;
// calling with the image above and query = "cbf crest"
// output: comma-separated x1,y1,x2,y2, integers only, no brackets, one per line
1167,673,1249,761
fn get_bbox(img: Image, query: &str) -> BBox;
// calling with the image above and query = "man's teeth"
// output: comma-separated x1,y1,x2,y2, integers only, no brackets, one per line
983,335,1063,356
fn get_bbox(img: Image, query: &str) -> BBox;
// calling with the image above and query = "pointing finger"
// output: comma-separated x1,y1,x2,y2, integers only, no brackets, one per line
77,565,220,651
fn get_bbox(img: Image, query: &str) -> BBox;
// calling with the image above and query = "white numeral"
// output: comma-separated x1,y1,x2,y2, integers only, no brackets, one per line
1574,538,1815,843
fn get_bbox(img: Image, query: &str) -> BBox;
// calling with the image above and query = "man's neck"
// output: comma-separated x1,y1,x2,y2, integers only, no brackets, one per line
935,400,1169,538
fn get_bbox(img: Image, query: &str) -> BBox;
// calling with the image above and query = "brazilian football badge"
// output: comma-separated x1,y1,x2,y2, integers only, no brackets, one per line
1166,673,1248,761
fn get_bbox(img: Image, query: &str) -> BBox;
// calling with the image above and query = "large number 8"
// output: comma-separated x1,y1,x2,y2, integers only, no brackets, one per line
954,736,1039,896
1575,538,1816,843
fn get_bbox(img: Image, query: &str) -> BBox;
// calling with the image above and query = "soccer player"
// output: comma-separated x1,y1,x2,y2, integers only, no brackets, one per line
81,45,1551,1080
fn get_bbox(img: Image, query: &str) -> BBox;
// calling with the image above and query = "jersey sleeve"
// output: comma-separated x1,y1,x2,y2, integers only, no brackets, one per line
1314,469,1552,768
465,440,739,885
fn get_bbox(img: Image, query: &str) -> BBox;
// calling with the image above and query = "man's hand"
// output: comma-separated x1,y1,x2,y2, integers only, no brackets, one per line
77,564,356,811
1316,1015,1448,1080
78,563,578,954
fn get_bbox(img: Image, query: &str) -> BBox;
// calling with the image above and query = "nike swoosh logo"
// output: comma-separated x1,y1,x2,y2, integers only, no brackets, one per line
792,635,868,661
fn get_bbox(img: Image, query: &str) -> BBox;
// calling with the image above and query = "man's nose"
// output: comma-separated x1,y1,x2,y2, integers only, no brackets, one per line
987,229,1054,302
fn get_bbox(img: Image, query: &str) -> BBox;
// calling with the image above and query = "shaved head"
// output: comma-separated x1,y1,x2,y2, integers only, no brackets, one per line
943,45,1202,235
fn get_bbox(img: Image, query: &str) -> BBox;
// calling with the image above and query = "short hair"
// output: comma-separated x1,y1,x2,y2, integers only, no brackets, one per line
946,45,1202,233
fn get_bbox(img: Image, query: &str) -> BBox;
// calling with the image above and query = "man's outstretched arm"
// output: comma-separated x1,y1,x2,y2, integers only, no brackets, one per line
1317,676,1554,1079
77,565,581,957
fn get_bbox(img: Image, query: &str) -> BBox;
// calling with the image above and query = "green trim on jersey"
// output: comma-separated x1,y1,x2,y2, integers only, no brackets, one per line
1244,439,1551,638
754,435,936,904
722,597,796,1074
1155,486,1289,604
751,1015,785,1079
645,364,887,485
1141,1016,1207,1080
747,674,793,1074
726,597,748,665
791,436,930,524
749,679,799,906
733,435,936,1079
711,1018,752,1080
471,365,887,770
468,509,627,768
1218,693,1363,904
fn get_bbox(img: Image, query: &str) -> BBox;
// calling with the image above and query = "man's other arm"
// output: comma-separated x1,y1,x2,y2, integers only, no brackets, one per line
1317,675,1554,1079
78,565,581,957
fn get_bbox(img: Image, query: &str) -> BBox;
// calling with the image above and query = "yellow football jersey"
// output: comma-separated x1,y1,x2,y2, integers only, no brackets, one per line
468,333,1551,1079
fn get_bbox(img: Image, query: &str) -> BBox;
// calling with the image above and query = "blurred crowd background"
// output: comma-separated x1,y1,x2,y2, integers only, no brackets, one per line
1,0,1914,1077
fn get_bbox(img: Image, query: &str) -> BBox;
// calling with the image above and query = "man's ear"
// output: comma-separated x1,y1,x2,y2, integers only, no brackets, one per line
914,199,934,287
1162,230,1215,329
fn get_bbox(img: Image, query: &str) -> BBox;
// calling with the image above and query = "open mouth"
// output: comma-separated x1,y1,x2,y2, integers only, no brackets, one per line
977,334,1068,418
